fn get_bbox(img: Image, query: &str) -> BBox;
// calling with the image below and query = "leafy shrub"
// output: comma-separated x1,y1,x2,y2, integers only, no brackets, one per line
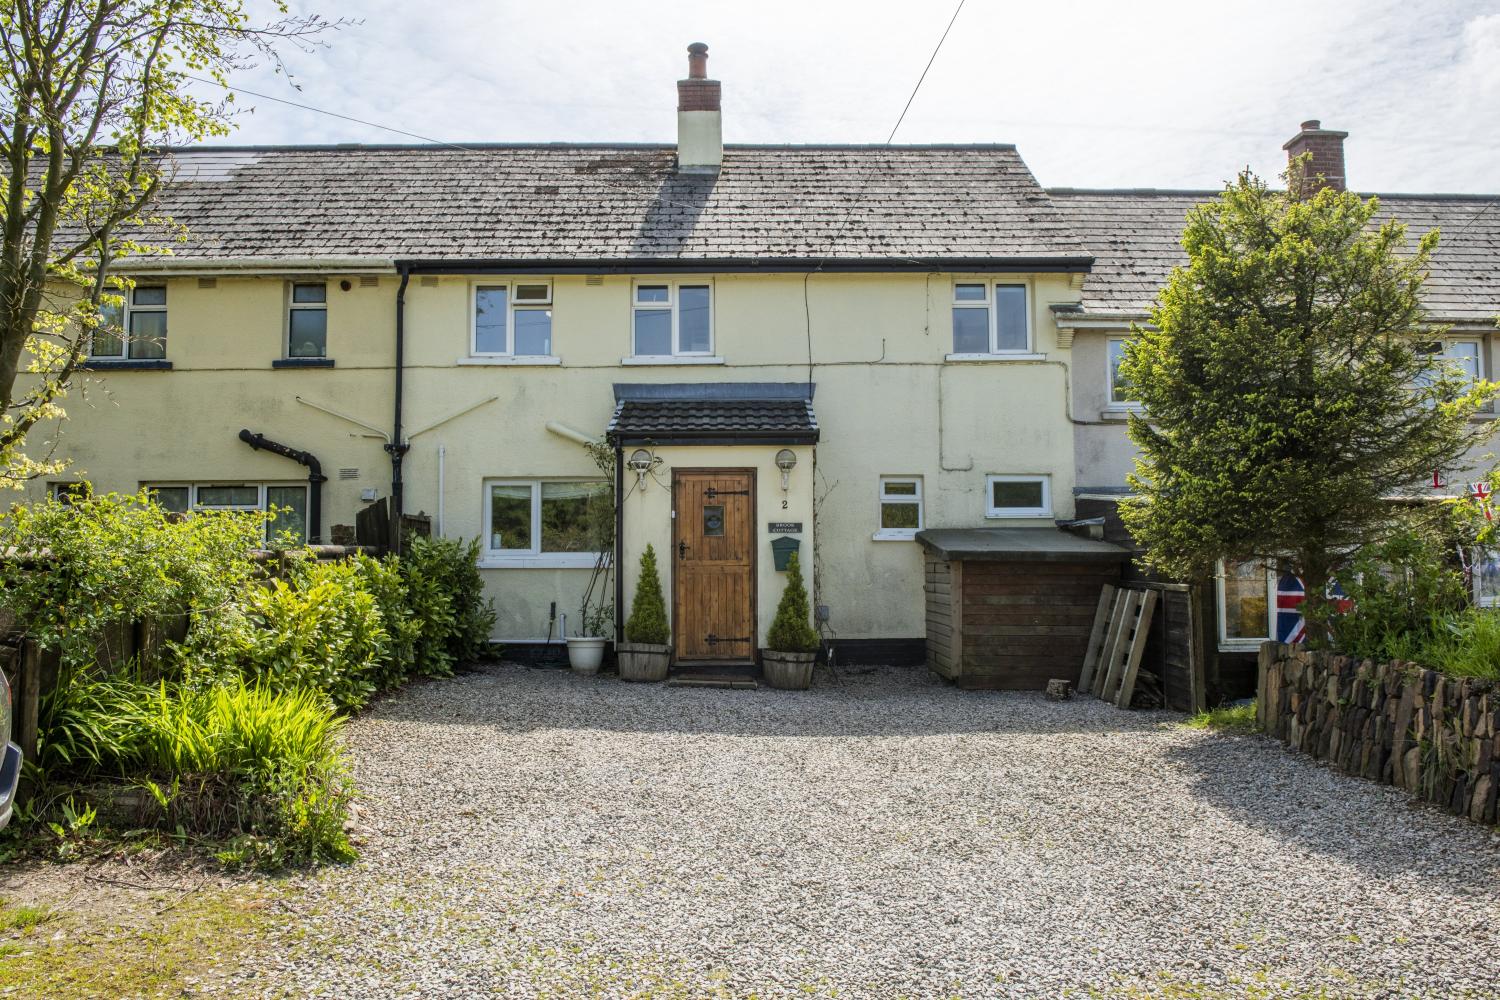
0,491,265,676
399,536,495,676
766,551,819,653
625,544,670,645
1330,528,1468,662
198,558,391,712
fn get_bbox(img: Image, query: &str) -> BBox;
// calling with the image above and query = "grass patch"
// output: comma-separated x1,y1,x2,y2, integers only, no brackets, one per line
0,901,57,932
0,885,279,998
1184,701,1259,735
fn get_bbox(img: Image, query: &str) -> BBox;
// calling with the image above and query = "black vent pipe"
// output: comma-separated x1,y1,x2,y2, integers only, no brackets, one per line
237,429,327,543
388,265,412,555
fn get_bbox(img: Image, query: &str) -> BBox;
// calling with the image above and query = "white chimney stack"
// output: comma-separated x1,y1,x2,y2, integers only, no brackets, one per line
676,42,721,173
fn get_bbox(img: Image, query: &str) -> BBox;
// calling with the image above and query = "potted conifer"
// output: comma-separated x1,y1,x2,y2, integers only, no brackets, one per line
617,543,672,682
761,550,819,690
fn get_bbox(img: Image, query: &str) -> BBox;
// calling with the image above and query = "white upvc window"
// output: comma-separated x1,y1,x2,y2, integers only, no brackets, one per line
483,478,608,567
93,285,167,359
287,282,329,358
471,281,554,357
1217,558,1275,650
631,281,713,358
141,482,308,543
1417,337,1485,393
1107,337,1141,407
1473,548,1500,608
875,476,923,540
950,280,1031,358
984,474,1051,518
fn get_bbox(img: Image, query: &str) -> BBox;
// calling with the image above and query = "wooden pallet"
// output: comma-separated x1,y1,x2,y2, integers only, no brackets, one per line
1082,586,1158,708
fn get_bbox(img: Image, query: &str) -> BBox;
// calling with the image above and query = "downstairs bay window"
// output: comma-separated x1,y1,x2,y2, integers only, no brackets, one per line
483,479,608,567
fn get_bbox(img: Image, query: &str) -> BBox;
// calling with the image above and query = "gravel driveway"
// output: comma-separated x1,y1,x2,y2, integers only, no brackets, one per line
250,664,1500,999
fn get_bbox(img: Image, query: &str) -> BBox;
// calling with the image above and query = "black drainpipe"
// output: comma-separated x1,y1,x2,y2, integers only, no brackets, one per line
613,441,624,646
388,265,412,554
237,429,327,543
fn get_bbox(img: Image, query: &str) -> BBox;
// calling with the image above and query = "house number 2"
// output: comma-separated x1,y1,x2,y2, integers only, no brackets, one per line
781,500,788,509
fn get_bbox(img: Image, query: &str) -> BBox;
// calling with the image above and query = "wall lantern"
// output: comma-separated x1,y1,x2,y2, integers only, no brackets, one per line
627,448,655,491
775,448,797,491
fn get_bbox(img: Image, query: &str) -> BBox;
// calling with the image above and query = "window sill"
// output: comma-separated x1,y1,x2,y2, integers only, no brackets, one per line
479,554,602,570
620,355,725,366
272,358,335,369
80,359,173,371
1218,640,1267,654
456,356,562,366
945,352,1046,363
984,511,1053,520
1100,406,1144,421
872,529,919,542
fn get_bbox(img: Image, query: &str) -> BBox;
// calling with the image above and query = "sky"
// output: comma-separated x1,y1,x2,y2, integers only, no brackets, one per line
212,0,1500,193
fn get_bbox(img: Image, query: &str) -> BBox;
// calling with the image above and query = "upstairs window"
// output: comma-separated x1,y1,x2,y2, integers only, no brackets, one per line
876,476,923,540
1425,339,1483,390
952,281,1029,355
94,286,167,359
1108,338,1139,406
473,282,553,357
633,283,712,357
287,283,328,358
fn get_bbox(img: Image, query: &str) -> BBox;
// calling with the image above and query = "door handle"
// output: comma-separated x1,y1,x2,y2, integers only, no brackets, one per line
678,540,688,560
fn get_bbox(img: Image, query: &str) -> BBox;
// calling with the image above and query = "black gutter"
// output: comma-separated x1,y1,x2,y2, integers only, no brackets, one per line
387,265,412,554
237,430,327,543
392,255,1095,276
613,442,624,649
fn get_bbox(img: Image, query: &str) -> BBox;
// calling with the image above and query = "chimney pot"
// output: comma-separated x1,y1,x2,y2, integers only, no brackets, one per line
1283,118,1349,196
687,42,709,79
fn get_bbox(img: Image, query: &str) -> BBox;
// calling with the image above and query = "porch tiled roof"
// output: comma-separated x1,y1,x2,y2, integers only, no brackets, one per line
136,144,1090,265
1047,188,1500,325
607,397,818,444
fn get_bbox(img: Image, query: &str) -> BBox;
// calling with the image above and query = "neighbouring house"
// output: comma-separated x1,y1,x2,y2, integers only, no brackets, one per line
21,48,1500,695
1052,121,1500,695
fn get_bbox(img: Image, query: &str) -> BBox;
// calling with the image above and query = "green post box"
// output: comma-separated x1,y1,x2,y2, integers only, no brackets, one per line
770,535,801,572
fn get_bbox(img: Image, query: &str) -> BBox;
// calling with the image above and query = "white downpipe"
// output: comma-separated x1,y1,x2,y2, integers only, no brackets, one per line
437,444,446,538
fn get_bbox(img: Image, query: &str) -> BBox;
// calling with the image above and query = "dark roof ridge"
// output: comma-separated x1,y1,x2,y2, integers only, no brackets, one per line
163,141,1020,154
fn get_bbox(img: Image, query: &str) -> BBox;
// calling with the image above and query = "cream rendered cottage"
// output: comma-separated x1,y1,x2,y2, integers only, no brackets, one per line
25,45,1104,675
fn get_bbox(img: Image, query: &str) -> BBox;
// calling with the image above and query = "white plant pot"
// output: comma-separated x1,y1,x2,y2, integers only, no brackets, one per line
566,636,607,674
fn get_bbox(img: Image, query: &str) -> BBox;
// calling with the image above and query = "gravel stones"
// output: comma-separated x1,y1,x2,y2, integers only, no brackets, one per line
246,664,1500,999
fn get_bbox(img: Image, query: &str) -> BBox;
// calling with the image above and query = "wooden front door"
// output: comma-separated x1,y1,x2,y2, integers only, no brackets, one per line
673,469,756,661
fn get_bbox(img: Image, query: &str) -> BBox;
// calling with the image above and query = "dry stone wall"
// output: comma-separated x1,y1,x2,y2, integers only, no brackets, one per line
1257,642,1498,825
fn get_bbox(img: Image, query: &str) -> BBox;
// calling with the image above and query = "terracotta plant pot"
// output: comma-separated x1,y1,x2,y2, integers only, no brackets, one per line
616,641,671,682
566,636,607,675
761,649,816,690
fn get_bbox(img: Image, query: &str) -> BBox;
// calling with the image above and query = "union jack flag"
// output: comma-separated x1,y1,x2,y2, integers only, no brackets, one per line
1276,573,1352,645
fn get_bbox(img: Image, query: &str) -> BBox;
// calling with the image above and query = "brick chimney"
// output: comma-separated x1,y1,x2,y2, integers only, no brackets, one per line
1283,119,1349,196
677,42,722,173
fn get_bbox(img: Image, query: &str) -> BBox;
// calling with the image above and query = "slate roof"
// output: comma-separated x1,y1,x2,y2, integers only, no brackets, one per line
142,144,1090,266
607,396,819,444
1048,188,1500,325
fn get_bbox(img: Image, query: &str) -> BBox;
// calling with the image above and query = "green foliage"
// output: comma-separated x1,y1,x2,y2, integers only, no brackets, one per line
766,552,819,653
196,558,391,712
1185,702,1259,734
624,544,671,645
1329,526,1468,662
399,536,496,676
1121,164,1497,641
0,492,266,676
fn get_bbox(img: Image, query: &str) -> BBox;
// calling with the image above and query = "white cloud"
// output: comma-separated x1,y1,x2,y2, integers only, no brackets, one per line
216,0,1499,192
